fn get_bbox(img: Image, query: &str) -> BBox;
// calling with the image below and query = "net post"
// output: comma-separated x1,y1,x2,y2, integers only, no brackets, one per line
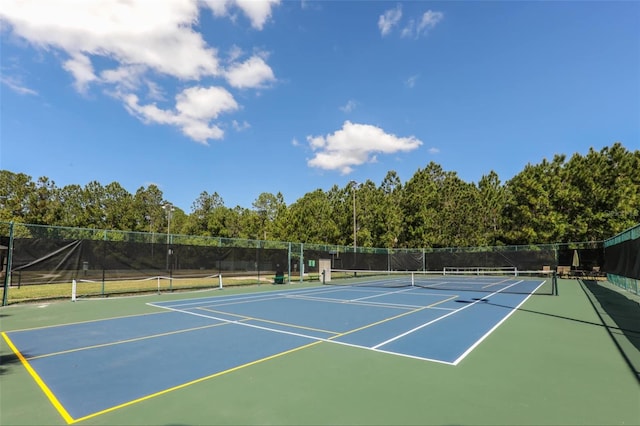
553,271,558,296
157,276,161,295
411,272,415,287
218,274,223,290
71,279,77,302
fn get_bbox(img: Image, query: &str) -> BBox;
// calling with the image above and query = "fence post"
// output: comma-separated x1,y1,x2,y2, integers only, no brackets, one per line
300,243,304,283
287,242,291,284
102,230,107,296
2,221,14,306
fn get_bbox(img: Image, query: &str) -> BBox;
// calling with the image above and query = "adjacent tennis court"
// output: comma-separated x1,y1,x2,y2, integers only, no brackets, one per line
1,275,639,425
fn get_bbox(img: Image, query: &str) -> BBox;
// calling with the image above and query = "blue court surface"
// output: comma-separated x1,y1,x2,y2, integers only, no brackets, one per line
3,281,545,423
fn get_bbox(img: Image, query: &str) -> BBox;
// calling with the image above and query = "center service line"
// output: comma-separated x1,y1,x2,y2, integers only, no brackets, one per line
372,280,524,349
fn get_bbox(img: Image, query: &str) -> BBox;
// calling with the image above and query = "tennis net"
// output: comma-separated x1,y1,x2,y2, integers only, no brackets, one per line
327,269,557,295
443,266,518,274
71,274,223,300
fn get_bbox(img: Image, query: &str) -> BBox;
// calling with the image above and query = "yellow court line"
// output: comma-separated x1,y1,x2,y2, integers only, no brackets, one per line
71,340,323,424
329,294,459,340
196,306,252,320
197,306,340,335
285,293,415,310
1,331,75,424
8,292,457,424
26,322,234,360
4,309,171,333
481,277,513,289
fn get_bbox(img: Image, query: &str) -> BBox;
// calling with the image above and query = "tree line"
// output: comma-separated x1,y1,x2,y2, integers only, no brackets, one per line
2,142,638,247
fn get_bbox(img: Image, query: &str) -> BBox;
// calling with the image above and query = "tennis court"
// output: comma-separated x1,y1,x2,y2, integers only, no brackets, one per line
1,275,639,425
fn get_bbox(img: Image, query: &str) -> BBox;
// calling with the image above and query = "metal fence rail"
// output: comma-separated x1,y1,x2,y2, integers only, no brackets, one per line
0,221,616,305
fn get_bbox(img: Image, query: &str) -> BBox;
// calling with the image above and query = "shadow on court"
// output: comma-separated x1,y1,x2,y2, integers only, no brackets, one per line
580,279,640,382
455,280,640,383
454,298,639,334
580,280,640,350
0,352,26,375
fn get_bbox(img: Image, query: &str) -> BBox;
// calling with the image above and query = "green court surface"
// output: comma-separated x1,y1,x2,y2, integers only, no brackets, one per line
1,279,639,426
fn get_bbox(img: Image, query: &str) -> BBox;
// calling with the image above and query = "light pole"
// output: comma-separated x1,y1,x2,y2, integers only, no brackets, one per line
162,203,175,271
146,214,154,258
162,203,175,242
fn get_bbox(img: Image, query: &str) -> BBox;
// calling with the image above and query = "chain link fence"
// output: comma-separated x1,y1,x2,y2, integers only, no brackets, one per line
0,221,611,304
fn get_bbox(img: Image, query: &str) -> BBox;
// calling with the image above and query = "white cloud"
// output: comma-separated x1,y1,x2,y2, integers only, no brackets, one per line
0,75,38,95
123,86,238,144
379,6,443,39
0,0,280,143
236,0,280,29
378,5,402,36
203,0,280,30
428,147,440,154
400,23,414,39
0,0,220,80
340,100,357,113
232,120,251,131
227,45,245,63
176,86,238,120
307,121,423,174
62,53,97,93
225,55,276,89
402,10,444,38
406,75,419,88
418,10,444,34
100,65,146,92
145,81,166,101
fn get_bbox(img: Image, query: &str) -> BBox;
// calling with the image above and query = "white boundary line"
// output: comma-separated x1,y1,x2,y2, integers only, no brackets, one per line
149,299,459,365
148,285,336,309
372,280,524,349
451,279,547,365
149,278,546,366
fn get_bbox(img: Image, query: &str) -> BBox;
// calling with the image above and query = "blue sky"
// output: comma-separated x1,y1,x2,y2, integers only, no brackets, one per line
1,1,639,212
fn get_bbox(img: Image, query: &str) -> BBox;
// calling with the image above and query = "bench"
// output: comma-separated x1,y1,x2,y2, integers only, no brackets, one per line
556,266,571,278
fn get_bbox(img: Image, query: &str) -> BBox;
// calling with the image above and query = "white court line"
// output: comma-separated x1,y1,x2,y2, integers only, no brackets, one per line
163,285,404,310
285,293,424,310
149,278,543,366
451,279,547,365
349,286,416,302
481,276,514,289
149,303,328,342
347,286,458,310
372,280,524,349
286,285,415,304
148,285,338,310
149,290,461,364
149,302,431,360
286,285,460,311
